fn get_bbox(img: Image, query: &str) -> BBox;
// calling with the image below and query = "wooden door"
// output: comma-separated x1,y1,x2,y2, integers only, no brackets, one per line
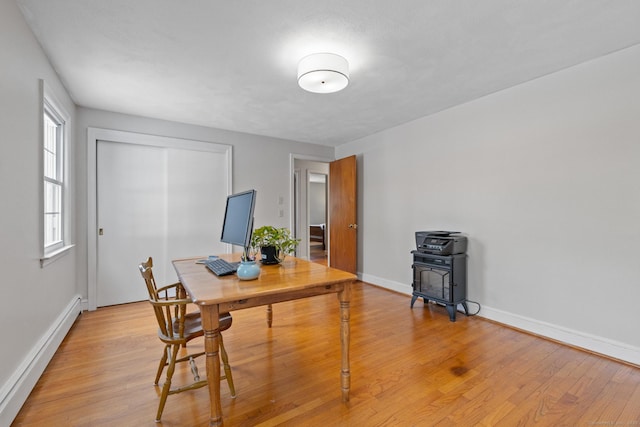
329,155,357,273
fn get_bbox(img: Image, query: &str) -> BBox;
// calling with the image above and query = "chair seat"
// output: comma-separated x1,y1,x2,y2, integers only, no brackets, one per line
172,312,232,339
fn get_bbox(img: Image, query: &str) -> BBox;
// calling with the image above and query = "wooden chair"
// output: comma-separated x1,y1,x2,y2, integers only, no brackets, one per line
138,257,236,422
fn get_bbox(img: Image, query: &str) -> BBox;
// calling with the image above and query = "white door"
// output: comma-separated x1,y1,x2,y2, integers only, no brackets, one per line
97,140,228,307
165,147,228,261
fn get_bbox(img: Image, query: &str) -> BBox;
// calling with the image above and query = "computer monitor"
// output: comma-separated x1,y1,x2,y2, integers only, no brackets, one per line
220,189,257,254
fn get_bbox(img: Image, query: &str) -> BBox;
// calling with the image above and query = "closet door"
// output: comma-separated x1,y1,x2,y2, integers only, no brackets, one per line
96,141,229,307
97,140,167,306
165,147,228,262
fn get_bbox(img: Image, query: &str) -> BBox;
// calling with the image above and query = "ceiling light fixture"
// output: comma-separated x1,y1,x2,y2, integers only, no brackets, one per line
297,53,349,94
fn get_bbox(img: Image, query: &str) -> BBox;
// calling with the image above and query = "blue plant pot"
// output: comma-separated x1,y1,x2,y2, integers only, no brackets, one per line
236,260,260,280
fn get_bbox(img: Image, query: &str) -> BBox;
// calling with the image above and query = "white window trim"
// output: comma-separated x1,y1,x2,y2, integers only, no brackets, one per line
40,80,74,267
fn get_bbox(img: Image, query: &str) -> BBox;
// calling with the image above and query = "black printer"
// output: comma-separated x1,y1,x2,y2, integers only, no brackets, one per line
415,231,467,255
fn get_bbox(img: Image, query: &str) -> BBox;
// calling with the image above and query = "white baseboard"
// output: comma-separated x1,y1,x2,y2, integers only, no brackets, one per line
361,274,639,366
0,294,82,427
478,306,640,366
359,272,413,295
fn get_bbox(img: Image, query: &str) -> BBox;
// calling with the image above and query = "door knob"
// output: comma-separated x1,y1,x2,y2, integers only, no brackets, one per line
348,224,358,229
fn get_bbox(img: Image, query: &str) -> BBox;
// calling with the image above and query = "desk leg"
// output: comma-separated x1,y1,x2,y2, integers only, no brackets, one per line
200,305,223,426
339,283,351,402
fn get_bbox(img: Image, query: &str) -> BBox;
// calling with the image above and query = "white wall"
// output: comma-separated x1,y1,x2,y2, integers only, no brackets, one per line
75,108,334,299
337,44,640,364
0,0,79,423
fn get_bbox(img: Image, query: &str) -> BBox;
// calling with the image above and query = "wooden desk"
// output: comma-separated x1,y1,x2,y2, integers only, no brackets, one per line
172,255,356,426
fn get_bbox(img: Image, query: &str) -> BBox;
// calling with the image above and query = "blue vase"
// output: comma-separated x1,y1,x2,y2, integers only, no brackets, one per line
236,260,260,280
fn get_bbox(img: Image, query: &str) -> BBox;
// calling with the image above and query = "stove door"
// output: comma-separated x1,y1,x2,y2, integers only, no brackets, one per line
413,263,451,301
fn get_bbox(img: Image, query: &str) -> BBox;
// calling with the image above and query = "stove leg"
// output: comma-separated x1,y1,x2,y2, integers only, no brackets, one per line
410,294,418,308
446,304,457,322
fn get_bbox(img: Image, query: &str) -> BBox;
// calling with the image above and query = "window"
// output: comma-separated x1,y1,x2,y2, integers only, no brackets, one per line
41,81,73,265
44,106,63,249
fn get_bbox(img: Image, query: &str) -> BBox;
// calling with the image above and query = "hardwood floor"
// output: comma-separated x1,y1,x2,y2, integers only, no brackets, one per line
13,282,640,426
309,242,327,266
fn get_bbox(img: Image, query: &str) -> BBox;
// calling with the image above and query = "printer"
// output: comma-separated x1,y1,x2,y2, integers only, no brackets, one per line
415,231,467,255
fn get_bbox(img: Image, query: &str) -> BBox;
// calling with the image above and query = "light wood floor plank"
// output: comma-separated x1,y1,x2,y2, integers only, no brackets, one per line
12,281,640,426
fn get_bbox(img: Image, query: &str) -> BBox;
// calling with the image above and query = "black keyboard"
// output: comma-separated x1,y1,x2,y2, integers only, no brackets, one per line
205,258,239,276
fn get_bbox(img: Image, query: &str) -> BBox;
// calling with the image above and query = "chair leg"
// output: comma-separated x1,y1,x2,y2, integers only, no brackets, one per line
218,334,236,398
154,345,169,385
156,344,180,422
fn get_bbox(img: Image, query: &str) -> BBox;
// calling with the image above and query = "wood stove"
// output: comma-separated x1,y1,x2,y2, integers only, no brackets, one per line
411,251,468,322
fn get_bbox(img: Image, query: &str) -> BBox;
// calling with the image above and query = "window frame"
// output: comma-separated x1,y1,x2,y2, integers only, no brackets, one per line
40,80,74,267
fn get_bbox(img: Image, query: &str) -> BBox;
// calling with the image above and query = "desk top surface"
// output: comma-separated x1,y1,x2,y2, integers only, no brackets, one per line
172,254,356,306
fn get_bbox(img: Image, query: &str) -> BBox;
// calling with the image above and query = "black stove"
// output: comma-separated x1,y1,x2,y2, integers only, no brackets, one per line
410,231,468,322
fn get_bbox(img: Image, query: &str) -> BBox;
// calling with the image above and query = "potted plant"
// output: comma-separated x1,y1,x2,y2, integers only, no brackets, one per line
251,225,300,264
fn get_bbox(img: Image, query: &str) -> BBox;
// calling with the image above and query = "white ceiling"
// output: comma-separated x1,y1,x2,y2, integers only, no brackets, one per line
16,0,640,146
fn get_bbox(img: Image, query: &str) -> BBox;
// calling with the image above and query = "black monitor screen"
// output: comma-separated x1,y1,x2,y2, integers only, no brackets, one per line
220,189,256,249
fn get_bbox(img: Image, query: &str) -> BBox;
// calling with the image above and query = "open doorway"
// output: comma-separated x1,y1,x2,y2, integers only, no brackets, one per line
292,157,329,265
291,154,358,272
308,172,327,265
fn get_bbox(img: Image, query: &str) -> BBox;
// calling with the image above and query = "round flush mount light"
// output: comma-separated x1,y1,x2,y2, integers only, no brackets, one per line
297,53,349,94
